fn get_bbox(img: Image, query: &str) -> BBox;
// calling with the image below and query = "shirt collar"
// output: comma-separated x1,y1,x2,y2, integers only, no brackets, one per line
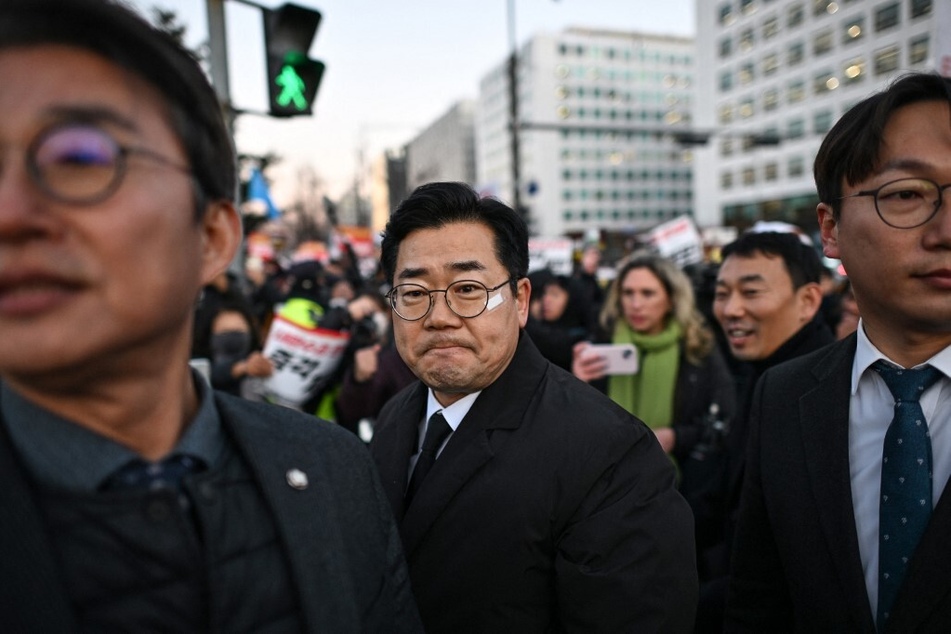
0,372,225,492
852,318,951,395
426,389,481,432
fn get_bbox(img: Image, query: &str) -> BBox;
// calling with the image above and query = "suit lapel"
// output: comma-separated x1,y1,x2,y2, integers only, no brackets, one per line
799,336,876,630
217,396,359,631
399,334,547,557
372,383,428,523
0,412,79,631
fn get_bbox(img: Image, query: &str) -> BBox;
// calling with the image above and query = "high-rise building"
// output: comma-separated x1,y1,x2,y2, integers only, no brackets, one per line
694,0,942,233
405,100,477,191
476,28,696,238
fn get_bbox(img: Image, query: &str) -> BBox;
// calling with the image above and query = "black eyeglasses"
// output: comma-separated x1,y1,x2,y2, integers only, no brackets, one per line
386,278,514,321
14,123,192,205
838,177,951,229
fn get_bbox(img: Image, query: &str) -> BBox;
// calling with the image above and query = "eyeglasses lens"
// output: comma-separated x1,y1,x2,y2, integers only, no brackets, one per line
33,126,120,203
876,178,939,228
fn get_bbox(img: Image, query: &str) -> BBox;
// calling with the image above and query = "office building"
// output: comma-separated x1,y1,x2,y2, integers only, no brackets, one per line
476,28,696,238
694,0,942,232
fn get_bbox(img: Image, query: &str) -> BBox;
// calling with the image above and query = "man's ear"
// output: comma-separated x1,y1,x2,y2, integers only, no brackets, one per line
796,281,824,323
515,276,531,328
818,202,840,260
199,201,242,285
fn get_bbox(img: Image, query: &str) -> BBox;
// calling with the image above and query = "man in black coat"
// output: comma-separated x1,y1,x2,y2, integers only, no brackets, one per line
692,231,832,631
371,182,697,632
0,2,420,630
727,73,951,632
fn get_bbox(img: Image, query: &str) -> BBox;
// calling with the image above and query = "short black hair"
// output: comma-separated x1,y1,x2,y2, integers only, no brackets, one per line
720,231,822,290
380,182,529,290
0,0,236,216
814,72,951,218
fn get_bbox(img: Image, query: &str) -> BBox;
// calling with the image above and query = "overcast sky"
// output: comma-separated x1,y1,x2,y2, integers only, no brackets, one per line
130,0,696,203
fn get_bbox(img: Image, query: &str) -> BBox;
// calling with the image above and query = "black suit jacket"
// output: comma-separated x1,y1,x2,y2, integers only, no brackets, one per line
726,335,951,633
0,390,422,633
371,334,698,633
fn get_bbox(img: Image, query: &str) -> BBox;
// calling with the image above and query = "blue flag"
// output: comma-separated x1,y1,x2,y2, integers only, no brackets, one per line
247,168,281,219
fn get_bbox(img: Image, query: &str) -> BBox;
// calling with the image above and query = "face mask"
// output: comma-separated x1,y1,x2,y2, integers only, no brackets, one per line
211,331,252,358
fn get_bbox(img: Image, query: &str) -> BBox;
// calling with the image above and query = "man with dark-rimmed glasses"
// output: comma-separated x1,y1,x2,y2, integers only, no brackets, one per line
727,72,951,632
370,181,697,632
0,1,421,631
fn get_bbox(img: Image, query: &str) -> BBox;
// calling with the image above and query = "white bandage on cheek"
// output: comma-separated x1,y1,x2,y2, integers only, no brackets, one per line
486,291,505,311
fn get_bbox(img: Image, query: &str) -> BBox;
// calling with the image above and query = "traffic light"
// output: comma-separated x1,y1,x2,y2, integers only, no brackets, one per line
263,3,325,118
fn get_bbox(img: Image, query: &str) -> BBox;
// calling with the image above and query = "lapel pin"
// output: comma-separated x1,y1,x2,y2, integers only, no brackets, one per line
286,468,309,490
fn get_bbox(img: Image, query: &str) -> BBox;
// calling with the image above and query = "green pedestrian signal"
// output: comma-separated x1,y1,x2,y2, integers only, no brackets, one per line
276,64,306,110
263,4,325,118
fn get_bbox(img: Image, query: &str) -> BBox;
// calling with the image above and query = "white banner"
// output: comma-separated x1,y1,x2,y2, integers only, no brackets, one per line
260,316,350,408
528,237,574,275
648,216,704,268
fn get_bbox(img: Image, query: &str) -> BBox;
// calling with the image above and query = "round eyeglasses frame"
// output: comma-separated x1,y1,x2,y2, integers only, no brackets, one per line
837,177,951,229
386,278,515,321
20,123,193,206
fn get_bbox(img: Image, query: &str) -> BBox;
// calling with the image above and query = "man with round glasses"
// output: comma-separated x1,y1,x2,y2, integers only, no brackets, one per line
370,181,697,631
727,73,951,631
0,1,421,631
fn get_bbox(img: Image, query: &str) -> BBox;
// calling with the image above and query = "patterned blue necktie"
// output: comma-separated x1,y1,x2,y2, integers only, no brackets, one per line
874,360,942,628
101,454,206,509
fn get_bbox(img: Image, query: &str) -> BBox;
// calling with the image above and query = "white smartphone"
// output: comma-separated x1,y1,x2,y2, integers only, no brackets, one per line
584,343,639,375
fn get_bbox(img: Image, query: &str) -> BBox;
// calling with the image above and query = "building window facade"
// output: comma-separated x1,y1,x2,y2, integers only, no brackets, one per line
739,28,755,52
788,41,805,65
788,155,805,177
742,167,756,185
719,3,735,25
909,35,929,65
813,29,834,55
739,62,755,84
787,118,805,139
843,16,864,43
719,70,734,92
719,37,733,58
788,80,806,103
911,0,932,19
788,3,805,27
874,3,901,32
843,57,865,84
814,109,834,134
874,45,900,75
813,70,839,94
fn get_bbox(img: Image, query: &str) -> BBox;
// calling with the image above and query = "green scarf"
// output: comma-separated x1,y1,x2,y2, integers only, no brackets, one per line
607,319,681,430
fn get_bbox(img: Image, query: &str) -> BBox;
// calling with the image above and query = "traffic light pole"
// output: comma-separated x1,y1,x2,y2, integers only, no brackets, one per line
507,0,524,226
205,0,234,134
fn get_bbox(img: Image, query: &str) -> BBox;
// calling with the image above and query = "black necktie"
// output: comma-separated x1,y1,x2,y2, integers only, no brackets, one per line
405,411,452,507
873,360,942,627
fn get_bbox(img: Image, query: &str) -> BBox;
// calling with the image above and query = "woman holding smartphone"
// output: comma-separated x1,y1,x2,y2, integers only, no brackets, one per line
572,254,735,467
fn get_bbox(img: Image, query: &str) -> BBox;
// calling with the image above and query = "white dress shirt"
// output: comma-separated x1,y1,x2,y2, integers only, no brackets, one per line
406,389,480,481
849,320,951,620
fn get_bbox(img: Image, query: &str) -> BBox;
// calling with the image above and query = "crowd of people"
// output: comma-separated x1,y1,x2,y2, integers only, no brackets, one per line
6,0,951,631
